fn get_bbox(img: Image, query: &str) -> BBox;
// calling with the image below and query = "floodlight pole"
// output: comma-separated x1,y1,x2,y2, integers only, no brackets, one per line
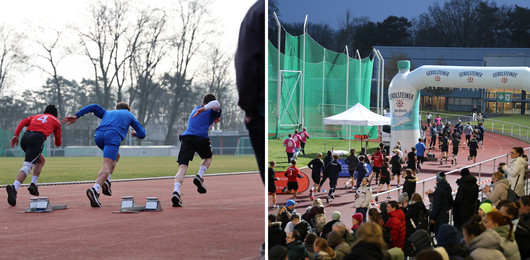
274,12,281,122
302,15,308,129
345,45,350,150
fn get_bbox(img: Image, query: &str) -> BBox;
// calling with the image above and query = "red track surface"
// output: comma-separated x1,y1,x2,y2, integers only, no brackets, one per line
1,173,264,260
269,132,529,225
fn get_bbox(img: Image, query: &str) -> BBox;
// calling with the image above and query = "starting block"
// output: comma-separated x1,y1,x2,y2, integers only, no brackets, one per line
24,197,68,213
116,196,162,213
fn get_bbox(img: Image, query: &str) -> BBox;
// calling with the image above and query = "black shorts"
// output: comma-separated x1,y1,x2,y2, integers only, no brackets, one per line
373,167,381,173
268,184,276,194
312,172,321,184
348,170,354,178
392,169,401,176
453,149,459,155
380,177,390,185
470,150,477,157
177,135,213,165
407,163,416,170
441,146,448,152
287,182,299,191
20,131,46,163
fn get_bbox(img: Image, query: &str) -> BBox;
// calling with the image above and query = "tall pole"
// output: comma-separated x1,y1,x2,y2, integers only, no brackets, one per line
374,48,380,114
345,46,350,149
302,15,308,128
274,12,282,136
378,50,385,115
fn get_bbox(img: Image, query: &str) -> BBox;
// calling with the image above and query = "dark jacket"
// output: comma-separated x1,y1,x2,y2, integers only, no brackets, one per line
385,209,406,249
345,154,359,172
515,216,530,260
453,174,479,230
443,244,472,260
325,160,342,180
308,158,325,177
268,222,286,248
320,220,340,238
402,175,417,199
344,241,389,260
287,240,308,260
294,220,312,241
302,206,325,226
430,181,453,223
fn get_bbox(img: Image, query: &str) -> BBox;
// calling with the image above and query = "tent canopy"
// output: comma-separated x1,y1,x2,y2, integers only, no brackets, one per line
323,103,390,126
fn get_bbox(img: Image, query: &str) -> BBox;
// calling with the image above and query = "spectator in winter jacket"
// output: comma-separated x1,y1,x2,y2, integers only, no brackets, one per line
483,211,520,260
343,222,389,260
500,147,528,197
483,171,510,206
427,172,453,234
355,177,372,222
331,222,355,247
462,215,504,260
313,238,337,260
321,211,342,239
269,214,287,248
327,230,351,260
402,169,417,200
304,233,318,260
286,230,308,260
499,198,530,260
436,224,471,259
453,168,479,231
292,214,312,242
302,198,325,228
269,245,288,260
385,200,406,249
403,193,429,256
351,213,363,233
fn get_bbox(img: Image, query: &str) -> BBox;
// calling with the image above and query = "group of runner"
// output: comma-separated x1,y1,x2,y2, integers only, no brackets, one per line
6,94,221,208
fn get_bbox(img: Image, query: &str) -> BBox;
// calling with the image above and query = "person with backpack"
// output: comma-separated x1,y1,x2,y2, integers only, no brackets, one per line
453,168,479,231
500,146,528,197
302,198,326,234
403,193,429,256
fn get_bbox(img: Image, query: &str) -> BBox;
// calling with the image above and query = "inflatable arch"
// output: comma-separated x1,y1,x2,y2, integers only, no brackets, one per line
388,60,530,151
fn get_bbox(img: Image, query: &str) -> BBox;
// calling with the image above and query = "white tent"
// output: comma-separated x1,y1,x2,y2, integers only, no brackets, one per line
323,103,390,150
323,102,390,126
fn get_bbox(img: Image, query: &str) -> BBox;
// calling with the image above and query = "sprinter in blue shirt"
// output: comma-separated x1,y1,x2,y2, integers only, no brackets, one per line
62,102,145,207
172,93,221,207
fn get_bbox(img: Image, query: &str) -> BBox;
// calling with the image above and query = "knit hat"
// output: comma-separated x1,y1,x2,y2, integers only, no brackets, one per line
408,229,432,252
286,200,297,207
479,202,493,214
332,211,341,221
352,213,363,224
398,193,409,203
433,247,450,260
436,172,446,182
436,224,459,247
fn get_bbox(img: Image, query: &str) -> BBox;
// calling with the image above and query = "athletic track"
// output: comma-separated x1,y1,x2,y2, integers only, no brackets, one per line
269,131,529,224
1,173,264,260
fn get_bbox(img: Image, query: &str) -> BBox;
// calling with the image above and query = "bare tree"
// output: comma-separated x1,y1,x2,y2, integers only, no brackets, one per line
33,29,71,116
127,8,168,132
77,0,130,108
0,24,29,94
163,0,214,145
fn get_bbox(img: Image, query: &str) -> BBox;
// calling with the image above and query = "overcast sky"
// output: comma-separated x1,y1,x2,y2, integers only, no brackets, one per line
275,0,530,29
0,0,256,93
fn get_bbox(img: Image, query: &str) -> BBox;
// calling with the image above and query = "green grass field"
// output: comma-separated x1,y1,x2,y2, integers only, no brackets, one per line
268,138,370,171
0,155,258,185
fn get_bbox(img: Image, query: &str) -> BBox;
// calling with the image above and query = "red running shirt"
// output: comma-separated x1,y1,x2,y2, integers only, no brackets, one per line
14,113,62,146
285,165,301,182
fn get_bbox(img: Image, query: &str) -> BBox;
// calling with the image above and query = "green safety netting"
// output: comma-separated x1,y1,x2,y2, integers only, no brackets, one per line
268,31,375,139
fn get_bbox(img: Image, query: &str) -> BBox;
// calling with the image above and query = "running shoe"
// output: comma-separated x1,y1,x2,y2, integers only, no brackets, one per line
28,183,39,196
331,194,335,199
193,175,207,194
86,188,101,207
172,191,182,207
326,196,330,204
102,179,112,196
6,185,17,206
310,194,315,201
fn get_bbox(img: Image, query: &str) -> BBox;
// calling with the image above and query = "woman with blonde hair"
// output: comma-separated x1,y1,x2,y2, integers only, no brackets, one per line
482,171,510,206
344,222,388,260
313,238,337,260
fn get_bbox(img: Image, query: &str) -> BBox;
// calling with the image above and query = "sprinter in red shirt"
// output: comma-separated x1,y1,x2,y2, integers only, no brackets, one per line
6,105,62,206
284,160,304,199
